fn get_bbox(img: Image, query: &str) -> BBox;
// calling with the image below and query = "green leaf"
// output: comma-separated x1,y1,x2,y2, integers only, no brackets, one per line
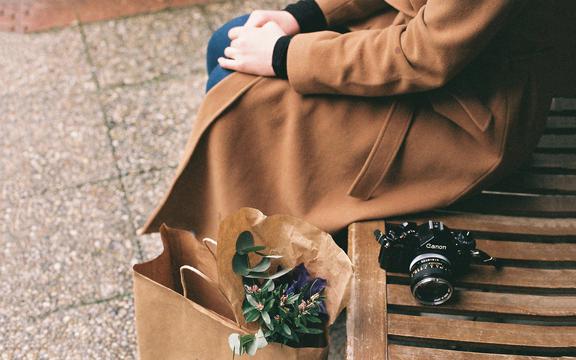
244,309,261,322
245,267,293,280
262,311,274,330
228,333,242,356
307,316,322,324
264,298,275,312
246,338,258,356
281,324,292,336
261,311,271,325
248,257,271,273
246,294,260,308
240,334,255,348
261,279,275,292
256,252,283,259
239,245,267,254
302,328,324,335
236,231,255,254
232,254,249,275
255,329,268,349
286,294,299,305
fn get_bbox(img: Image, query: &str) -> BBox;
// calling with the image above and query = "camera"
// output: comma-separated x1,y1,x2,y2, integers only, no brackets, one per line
374,221,496,305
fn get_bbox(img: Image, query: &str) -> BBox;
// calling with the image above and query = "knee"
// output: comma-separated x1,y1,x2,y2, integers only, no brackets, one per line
207,14,250,59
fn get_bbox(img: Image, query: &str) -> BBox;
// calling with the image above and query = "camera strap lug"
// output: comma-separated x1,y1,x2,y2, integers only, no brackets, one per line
471,249,498,267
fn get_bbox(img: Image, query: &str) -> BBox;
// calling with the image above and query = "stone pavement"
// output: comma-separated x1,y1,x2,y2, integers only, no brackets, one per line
0,0,346,358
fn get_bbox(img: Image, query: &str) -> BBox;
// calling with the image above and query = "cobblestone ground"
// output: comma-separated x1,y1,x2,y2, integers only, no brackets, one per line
0,1,346,358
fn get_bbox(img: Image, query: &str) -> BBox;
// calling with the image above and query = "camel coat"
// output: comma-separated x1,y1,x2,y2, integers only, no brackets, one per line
141,0,561,240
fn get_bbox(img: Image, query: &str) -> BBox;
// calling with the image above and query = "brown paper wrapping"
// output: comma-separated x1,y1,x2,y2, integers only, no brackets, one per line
216,208,353,329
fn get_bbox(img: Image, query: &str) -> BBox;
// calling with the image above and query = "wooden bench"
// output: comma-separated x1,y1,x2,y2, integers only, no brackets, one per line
346,97,576,359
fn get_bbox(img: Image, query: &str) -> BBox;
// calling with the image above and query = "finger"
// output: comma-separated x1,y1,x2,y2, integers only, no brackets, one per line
218,57,240,71
244,11,267,28
230,39,240,48
223,46,237,59
228,26,243,40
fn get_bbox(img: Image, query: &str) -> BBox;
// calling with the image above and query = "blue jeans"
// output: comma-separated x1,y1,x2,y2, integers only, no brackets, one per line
205,14,250,93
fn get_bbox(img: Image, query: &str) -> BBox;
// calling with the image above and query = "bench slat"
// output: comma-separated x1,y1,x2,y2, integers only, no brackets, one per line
447,192,576,216
538,134,576,149
490,173,576,193
387,345,574,360
393,211,576,235
388,314,576,348
346,222,387,360
475,239,576,261
387,284,576,318
529,153,576,169
546,115,576,129
389,266,576,291
550,98,576,111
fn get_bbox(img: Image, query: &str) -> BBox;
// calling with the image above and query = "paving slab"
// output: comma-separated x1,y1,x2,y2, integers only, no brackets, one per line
0,179,136,324
122,167,175,232
0,27,95,97
82,7,212,88
100,75,204,175
1,296,136,359
0,91,117,198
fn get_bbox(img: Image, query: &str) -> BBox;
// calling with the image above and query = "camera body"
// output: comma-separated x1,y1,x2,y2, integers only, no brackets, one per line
375,221,494,305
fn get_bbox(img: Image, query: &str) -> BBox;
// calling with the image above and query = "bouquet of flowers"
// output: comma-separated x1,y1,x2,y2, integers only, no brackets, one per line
228,231,328,356
215,208,353,359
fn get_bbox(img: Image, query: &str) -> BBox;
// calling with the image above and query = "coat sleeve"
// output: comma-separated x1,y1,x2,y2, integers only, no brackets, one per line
314,0,391,26
286,0,517,96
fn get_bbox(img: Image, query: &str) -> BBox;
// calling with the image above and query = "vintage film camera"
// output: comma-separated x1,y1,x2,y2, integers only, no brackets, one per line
374,221,496,305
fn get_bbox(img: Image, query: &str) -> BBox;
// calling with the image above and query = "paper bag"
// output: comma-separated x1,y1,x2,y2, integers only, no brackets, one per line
133,221,347,359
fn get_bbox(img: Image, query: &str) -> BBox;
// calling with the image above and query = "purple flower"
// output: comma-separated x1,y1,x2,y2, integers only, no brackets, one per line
285,264,328,315
285,264,310,296
309,278,326,296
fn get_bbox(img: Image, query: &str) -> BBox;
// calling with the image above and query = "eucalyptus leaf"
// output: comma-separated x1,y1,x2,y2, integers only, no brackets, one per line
232,254,249,275
303,328,324,335
239,245,267,254
256,252,283,259
245,267,293,280
228,333,242,356
236,231,254,254
248,258,271,273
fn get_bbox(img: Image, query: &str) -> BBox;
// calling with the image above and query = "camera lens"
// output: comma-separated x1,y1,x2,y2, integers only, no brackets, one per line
409,254,453,305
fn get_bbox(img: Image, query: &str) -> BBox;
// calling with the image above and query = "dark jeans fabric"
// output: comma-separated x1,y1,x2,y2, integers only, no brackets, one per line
205,14,350,93
206,14,250,93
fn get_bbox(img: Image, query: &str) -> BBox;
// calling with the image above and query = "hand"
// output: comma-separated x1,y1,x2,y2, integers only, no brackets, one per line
219,21,287,77
244,10,300,35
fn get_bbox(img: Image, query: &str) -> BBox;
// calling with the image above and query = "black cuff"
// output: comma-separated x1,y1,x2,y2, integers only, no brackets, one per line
272,35,293,79
284,0,327,33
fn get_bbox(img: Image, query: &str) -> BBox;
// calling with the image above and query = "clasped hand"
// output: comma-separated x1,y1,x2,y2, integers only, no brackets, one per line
218,10,300,77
